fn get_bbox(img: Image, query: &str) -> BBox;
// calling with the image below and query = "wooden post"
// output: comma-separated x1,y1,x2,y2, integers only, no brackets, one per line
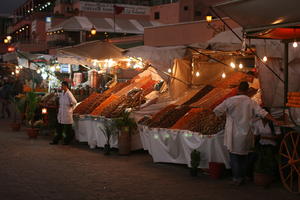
283,41,289,108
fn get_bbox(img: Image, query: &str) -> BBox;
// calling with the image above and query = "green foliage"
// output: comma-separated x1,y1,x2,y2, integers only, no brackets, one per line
99,122,117,145
255,145,277,175
25,92,39,127
113,111,137,134
190,149,201,169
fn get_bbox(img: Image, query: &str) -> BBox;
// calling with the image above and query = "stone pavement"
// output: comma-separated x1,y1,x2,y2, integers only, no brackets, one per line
0,119,298,200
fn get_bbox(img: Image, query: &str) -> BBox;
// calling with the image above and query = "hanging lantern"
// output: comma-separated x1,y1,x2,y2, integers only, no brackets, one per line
206,15,212,23
90,26,97,35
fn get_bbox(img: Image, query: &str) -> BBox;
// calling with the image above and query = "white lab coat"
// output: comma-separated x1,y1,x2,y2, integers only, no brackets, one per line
213,95,268,155
253,119,281,146
57,89,77,124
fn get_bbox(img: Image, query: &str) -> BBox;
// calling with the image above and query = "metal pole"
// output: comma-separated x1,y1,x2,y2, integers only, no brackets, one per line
283,41,289,107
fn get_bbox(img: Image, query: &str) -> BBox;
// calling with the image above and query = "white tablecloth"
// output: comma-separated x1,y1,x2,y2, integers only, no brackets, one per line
73,117,142,150
138,125,230,169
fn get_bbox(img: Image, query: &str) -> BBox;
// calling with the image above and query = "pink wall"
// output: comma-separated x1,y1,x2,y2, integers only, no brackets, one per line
144,18,240,47
150,3,180,24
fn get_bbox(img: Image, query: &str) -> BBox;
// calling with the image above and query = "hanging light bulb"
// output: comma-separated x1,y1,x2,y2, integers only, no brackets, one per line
263,56,268,62
195,71,200,77
230,62,236,69
11,72,15,75
222,72,226,78
293,41,298,48
239,63,243,69
168,68,172,73
19,65,23,69
37,69,41,74
15,69,20,74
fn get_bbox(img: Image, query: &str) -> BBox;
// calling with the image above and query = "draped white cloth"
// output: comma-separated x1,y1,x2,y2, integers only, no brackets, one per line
138,125,230,169
73,117,142,150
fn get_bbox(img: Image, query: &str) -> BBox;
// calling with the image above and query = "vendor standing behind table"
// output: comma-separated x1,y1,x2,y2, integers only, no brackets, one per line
50,81,77,145
213,81,281,186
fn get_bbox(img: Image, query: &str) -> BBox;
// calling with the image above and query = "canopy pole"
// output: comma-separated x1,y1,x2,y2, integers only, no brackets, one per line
283,41,289,108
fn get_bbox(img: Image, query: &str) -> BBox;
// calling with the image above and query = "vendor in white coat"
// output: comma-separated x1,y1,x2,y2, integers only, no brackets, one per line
50,81,77,145
213,81,281,185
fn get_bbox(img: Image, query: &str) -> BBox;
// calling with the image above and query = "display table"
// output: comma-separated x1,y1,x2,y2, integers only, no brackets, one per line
138,125,230,169
73,116,142,150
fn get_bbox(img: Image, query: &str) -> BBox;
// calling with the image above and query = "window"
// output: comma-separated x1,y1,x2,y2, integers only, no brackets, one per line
184,6,188,11
154,12,160,20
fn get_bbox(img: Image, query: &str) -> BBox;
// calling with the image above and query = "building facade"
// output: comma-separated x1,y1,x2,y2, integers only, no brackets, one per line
2,0,227,54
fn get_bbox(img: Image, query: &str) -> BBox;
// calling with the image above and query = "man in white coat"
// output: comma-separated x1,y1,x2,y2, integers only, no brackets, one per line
213,81,280,185
50,81,77,145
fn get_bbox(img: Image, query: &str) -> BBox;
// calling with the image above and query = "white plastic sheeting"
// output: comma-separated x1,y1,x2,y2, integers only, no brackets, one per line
73,117,142,150
139,125,230,169
124,45,187,80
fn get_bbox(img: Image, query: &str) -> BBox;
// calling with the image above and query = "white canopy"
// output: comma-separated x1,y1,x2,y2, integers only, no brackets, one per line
48,16,161,34
58,40,124,60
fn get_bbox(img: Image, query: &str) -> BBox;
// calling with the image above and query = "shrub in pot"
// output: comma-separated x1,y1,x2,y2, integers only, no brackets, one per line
114,110,137,155
100,121,117,155
25,92,43,139
190,149,201,176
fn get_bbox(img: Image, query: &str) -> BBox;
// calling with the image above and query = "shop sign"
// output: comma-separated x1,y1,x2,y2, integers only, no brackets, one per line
79,2,150,15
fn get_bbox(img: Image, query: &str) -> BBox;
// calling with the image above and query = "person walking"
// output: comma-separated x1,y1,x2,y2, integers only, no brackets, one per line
50,81,77,145
0,80,12,119
213,81,281,186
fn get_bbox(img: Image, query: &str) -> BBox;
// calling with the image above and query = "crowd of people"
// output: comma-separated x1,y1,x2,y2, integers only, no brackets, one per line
0,78,23,119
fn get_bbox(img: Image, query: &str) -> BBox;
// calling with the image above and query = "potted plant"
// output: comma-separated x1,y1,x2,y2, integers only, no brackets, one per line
114,110,137,155
254,146,277,187
190,149,201,177
10,95,26,131
100,121,117,155
25,92,42,139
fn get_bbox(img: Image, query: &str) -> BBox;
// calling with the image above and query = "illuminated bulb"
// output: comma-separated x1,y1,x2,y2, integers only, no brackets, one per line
37,69,41,74
6,36,12,41
90,26,97,35
206,15,212,23
222,72,226,78
191,62,194,67
19,65,23,69
263,56,267,62
239,63,243,69
196,72,200,77
12,72,15,75
293,41,298,48
230,62,236,69
168,68,172,73
15,69,20,74
42,108,47,114
4,39,9,44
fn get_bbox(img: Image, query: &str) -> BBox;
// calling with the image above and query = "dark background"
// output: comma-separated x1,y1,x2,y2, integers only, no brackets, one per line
1,0,27,14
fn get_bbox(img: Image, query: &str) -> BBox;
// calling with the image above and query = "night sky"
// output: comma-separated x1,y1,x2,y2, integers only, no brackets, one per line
0,0,27,14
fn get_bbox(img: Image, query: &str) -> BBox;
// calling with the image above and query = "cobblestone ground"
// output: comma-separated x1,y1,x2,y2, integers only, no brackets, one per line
0,119,299,200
